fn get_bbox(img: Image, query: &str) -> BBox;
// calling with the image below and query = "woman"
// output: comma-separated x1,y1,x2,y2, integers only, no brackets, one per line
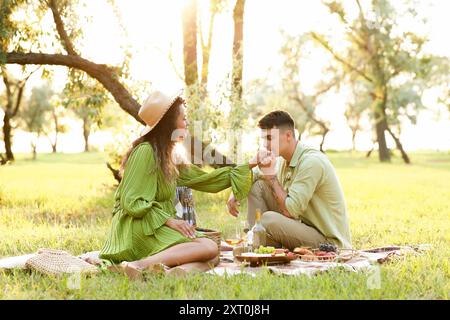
99,90,253,279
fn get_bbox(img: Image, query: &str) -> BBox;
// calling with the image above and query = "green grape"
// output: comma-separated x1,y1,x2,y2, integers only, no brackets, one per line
255,246,275,254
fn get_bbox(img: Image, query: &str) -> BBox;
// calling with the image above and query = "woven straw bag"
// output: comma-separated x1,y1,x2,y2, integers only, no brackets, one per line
25,249,99,276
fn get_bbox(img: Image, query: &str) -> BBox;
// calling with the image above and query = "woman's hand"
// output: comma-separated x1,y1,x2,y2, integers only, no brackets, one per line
165,218,196,239
227,193,240,217
259,152,277,177
249,149,271,169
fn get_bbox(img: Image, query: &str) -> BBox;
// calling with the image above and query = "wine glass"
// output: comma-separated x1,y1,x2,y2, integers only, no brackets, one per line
235,224,242,242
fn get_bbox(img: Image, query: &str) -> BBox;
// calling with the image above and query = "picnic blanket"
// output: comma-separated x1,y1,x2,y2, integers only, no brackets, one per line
207,244,431,277
0,244,431,276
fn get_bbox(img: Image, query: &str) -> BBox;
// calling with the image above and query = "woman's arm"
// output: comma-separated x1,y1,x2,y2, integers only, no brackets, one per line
177,164,253,201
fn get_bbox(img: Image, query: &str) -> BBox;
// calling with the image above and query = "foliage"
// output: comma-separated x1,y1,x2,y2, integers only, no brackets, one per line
310,0,449,160
19,83,53,134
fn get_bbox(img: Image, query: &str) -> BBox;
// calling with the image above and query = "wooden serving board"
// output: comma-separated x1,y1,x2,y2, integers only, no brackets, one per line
234,253,298,267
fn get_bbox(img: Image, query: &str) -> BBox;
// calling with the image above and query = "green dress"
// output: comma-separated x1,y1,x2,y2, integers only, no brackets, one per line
99,142,252,263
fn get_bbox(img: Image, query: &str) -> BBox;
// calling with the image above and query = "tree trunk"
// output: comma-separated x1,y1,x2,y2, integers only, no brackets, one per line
2,111,14,161
31,141,37,160
386,126,411,164
351,129,357,151
374,116,390,162
82,117,90,152
1,66,35,162
228,0,246,158
200,1,217,87
0,154,7,165
182,0,199,86
319,129,329,153
232,0,245,101
372,90,390,162
52,112,58,153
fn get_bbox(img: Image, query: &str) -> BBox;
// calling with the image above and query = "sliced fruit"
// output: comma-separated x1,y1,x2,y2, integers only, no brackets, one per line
294,247,314,256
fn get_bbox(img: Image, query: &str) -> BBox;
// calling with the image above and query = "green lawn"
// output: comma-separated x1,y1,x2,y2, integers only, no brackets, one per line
0,151,449,299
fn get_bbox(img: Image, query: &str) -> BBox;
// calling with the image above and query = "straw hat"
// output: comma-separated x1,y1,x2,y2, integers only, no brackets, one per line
139,89,183,136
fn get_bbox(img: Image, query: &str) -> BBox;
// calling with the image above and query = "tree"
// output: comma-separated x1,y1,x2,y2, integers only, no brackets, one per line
345,80,370,151
19,84,52,159
42,93,68,153
280,34,339,152
228,0,247,157
311,0,439,163
232,0,245,101
62,70,108,152
73,107,98,152
199,0,222,86
1,66,39,161
2,0,231,166
182,0,224,88
180,0,233,166
182,0,199,87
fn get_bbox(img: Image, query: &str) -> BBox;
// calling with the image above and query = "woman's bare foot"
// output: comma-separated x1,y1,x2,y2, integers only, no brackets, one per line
120,261,144,281
120,262,169,281
145,262,169,274
166,266,189,278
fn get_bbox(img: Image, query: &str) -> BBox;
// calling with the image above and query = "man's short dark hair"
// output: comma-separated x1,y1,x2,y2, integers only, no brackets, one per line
258,110,295,132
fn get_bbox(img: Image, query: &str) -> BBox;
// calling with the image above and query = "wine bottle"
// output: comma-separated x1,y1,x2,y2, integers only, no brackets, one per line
251,208,266,250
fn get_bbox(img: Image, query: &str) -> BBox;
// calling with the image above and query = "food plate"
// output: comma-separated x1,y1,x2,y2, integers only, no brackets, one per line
297,254,337,262
234,252,298,267
295,248,358,263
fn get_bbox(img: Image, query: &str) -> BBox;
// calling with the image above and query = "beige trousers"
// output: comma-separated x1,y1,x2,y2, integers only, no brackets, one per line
247,180,326,250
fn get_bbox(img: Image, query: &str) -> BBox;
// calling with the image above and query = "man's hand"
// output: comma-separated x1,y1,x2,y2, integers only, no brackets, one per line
165,218,196,238
227,193,240,217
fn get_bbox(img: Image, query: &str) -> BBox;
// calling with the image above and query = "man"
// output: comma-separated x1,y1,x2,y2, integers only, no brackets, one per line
227,110,352,249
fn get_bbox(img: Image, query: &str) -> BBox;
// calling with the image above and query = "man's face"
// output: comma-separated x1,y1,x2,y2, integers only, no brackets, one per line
260,127,290,157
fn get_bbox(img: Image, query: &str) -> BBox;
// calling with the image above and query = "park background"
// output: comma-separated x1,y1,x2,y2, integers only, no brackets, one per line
0,0,449,299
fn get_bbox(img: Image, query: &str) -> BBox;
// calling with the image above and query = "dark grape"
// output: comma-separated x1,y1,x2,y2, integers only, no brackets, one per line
319,243,337,252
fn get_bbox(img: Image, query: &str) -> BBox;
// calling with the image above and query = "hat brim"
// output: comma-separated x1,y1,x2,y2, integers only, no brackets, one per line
140,125,153,137
139,89,184,136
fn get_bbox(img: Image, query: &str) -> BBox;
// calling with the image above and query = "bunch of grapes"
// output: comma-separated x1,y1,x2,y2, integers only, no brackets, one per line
319,243,337,253
254,246,275,254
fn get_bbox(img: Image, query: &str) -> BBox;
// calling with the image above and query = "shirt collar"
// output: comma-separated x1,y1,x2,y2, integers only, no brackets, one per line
288,141,306,168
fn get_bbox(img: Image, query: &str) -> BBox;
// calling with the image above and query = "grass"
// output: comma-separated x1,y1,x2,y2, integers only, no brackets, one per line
0,151,449,299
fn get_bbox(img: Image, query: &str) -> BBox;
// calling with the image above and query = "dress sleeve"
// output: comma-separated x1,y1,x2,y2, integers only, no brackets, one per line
177,164,253,201
120,143,172,235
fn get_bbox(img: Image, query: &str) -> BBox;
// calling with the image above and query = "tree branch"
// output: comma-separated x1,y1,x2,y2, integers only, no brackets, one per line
12,66,41,117
385,125,411,164
48,0,78,56
6,52,142,121
312,77,340,100
1,67,13,112
310,32,374,83
291,95,329,131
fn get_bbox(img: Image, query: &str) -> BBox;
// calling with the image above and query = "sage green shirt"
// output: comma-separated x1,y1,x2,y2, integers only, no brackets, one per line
253,143,352,248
